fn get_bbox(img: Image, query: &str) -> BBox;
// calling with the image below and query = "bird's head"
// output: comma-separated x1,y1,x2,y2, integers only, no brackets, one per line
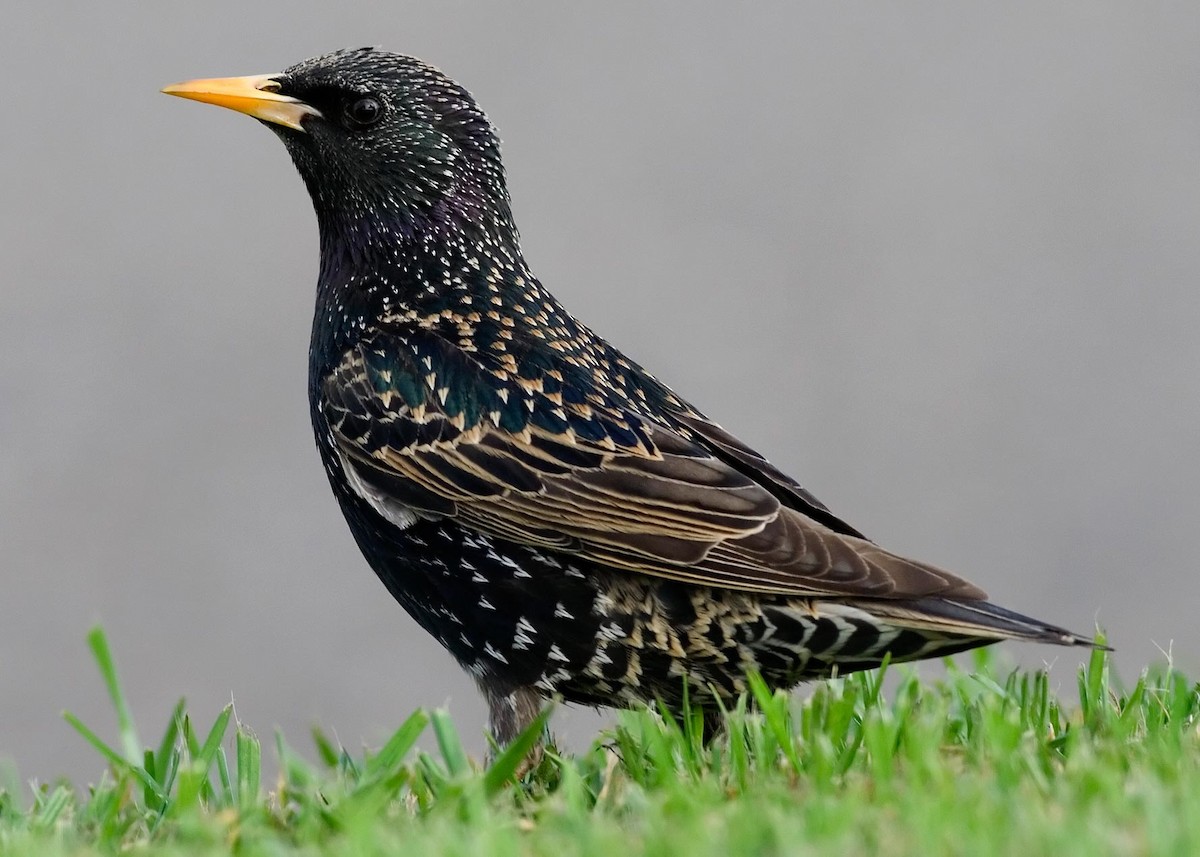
164,48,513,251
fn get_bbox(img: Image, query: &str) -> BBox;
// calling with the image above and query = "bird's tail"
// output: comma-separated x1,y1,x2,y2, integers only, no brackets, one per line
758,598,1106,680
859,597,1107,650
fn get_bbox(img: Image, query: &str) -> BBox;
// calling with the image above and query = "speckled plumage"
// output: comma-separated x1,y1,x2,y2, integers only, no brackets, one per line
168,48,1098,749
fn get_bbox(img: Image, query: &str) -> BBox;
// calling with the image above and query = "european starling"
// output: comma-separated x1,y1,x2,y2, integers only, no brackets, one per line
163,48,1099,748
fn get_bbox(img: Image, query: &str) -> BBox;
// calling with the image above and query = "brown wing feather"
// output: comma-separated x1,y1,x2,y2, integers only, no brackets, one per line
671,411,869,540
324,330,986,601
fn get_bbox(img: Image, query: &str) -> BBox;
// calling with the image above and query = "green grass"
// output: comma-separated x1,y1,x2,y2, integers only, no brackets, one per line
1,628,1196,856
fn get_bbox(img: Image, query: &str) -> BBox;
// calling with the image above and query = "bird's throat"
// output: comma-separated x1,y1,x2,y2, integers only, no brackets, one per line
308,203,527,373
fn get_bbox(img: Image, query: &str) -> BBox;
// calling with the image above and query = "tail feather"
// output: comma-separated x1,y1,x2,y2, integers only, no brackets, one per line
755,598,1105,682
862,597,1107,650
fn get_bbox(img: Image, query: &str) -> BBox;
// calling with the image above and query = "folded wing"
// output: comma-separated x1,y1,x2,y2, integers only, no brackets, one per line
322,325,985,601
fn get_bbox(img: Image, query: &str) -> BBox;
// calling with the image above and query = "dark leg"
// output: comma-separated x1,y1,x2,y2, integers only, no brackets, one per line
476,676,545,773
701,708,725,744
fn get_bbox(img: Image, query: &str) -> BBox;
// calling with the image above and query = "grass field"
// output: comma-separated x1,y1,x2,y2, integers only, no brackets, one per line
0,628,1196,856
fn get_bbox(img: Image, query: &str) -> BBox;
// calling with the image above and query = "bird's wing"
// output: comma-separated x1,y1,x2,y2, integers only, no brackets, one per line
668,411,869,540
322,327,985,600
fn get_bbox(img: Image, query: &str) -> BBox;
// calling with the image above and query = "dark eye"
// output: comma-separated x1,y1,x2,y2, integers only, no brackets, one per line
345,96,383,128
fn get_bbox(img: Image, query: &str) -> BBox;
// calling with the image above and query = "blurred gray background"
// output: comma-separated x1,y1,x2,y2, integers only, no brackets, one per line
2,2,1197,782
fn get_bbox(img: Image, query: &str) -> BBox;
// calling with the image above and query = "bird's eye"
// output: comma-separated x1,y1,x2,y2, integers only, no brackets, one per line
345,96,383,128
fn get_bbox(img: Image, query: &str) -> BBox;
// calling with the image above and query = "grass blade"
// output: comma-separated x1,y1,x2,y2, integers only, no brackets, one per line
85,627,141,766
312,727,341,769
484,706,552,795
237,726,261,811
152,698,186,784
215,747,234,807
196,704,233,774
62,712,163,800
366,709,429,777
29,785,71,831
431,710,470,777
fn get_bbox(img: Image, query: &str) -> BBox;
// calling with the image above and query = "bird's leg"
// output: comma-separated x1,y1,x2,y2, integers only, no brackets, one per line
700,708,725,745
665,702,725,746
476,676,545,775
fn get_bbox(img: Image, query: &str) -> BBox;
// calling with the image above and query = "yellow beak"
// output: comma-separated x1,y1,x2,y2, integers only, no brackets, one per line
161,74,322,132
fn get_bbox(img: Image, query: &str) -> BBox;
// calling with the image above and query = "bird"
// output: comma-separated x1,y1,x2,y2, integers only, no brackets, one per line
163,48,1100,751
